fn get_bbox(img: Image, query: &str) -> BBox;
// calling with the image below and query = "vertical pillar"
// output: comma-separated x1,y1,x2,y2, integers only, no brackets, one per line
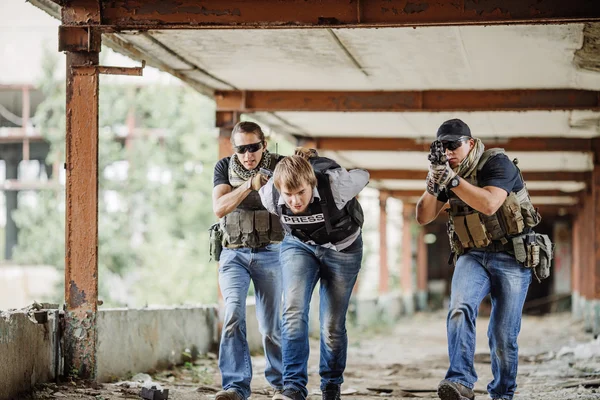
216,111,239,159
64,50,100,379
4,154,19,260
592,163,600,335
401,203,415,315
416,227,428,311
378,191,389,294
22,85,30,161
572,213,581,319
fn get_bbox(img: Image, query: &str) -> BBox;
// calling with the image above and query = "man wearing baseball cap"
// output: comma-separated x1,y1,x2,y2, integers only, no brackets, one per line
416,119,545,400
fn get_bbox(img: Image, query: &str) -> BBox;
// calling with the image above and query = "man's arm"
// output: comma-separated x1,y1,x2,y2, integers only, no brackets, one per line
448,178,507,215
212,182,252,219
416,192,446,225
327,168,370,209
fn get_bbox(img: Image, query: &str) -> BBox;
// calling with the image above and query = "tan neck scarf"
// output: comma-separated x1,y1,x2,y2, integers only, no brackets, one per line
454,138,485,179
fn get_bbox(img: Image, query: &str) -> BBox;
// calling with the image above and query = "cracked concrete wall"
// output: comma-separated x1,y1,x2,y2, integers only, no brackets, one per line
96,306,219,382
0,310,58,400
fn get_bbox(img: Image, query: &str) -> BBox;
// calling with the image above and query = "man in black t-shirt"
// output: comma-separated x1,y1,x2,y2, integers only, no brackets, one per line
416,119,533,400
212,121,284,400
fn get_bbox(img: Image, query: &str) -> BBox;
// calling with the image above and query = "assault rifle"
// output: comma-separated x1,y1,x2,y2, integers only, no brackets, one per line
428,140,447,195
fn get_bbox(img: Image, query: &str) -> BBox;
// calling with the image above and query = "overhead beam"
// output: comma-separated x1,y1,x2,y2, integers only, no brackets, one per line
368,169,590,182
57,0,600,30
307,137,594,152
389,189,584,198
215,90,600,112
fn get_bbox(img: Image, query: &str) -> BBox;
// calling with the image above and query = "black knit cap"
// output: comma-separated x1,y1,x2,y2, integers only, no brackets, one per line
436,119,472,142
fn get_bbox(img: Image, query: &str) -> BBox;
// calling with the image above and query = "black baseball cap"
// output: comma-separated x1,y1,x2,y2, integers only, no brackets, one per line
436,119,472,142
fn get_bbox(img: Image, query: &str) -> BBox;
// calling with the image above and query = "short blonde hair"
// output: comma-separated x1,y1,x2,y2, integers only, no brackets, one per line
273,155,317,191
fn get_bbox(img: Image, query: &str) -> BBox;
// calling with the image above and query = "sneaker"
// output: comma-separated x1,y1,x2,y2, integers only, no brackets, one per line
322,384,341,400
273,388,305,400
437,380,475,400
216,389,244,400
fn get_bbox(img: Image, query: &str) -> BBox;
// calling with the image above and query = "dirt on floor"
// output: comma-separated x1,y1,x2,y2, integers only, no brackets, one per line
29,311,600,400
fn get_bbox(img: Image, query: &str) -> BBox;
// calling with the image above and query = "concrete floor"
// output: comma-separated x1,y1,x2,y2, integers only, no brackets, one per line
31,311,600,400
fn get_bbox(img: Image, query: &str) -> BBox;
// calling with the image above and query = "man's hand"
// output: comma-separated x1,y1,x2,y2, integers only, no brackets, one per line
250,173,269,191
429,163,456,188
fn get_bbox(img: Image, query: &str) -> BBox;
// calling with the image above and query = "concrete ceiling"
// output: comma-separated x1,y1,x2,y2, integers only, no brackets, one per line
27,0,600,205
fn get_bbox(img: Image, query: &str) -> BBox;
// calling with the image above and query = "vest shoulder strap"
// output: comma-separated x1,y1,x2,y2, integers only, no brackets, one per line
477,148,505,172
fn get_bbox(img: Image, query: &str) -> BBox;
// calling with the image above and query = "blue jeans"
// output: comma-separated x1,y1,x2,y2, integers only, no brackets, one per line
445,250,532,400
279,234,362,399
218,244,283,399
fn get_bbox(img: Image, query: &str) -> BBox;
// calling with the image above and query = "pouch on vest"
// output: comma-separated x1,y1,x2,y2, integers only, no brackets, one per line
452,215,473,248
222,212,241,245
511,235,527,264
499,192,525,235
269,213,284,242
465,213,491,248
533,233,554,283
255,210,270,244
209,223,223,262
240,211,256,247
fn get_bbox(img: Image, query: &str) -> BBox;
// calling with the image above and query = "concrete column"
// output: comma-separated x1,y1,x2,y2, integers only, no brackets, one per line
401,203,415,315
4,155,19,260
416,227,428,311
379,191,389,294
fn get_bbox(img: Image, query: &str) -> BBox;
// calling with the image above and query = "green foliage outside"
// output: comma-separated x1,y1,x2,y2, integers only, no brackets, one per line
12,50,222,307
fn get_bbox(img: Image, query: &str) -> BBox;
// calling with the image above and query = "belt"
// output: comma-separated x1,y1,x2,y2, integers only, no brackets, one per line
481,239,513,253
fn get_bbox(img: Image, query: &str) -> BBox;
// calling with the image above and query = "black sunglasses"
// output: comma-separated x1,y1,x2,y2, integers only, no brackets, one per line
234,141,264,154
441,137,470,151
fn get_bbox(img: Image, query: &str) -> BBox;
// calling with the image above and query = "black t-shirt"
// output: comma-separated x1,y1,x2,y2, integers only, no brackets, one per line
213,155,284,187
213,157,232,187
437,153,524,203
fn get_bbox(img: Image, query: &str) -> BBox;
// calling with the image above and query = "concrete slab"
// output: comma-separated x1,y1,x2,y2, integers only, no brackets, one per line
0,309,58,400
96,306,219,382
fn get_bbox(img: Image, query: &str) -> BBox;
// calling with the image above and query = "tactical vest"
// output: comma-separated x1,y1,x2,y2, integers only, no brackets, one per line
220,153,284,248
275,157,364,245
447,149,541,258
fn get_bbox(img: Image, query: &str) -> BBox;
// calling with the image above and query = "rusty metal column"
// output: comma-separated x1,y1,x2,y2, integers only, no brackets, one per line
572,212,581,319
64,49,100,379
378,191,389,294
217,111,238,159
401,203,415,315
416,227,428,311
592,162,600,335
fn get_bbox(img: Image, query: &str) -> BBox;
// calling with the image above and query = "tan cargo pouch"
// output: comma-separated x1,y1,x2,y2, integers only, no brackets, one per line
498,192,524,235
465,213,491,247
452,215,473,248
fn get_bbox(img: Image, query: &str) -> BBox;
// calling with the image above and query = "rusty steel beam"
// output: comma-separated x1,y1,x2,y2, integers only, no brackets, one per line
310,137,593,152
56,0,600,30
64,50,100,380
215,90,600,112
390,189,584,198
369,169,590,182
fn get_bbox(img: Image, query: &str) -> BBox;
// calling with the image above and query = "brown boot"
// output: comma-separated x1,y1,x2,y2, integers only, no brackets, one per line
437,380,475,400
